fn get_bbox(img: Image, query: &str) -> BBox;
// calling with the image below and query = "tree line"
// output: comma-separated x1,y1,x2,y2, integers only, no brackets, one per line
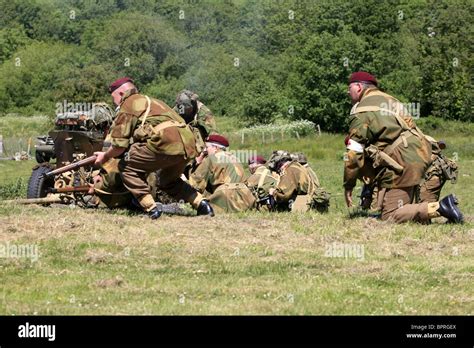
0,0,472,132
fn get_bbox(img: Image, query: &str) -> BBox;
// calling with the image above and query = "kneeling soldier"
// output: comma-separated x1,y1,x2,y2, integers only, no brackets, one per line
189,134,255,213
268,151,325,212
94,77,214,219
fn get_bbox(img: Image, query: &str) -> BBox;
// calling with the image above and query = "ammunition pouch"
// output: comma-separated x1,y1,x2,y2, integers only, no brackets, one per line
427,155,458,184
310,187,331,213
290,188,331,213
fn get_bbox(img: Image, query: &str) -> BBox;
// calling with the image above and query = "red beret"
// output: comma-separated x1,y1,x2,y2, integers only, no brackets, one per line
206,134,229,148
108,77,134,93
349,71,378,86
248,155,266,165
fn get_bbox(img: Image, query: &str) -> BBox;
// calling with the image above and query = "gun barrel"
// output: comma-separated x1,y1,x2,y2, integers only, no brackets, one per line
48,185,91,194
44,155,97,178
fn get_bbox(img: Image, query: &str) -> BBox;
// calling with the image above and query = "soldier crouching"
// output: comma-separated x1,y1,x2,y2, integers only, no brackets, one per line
344,71,463,223
94,77,214,219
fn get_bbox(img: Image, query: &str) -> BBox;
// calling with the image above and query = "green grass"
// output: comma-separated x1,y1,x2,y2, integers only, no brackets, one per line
0,116,473,314
0,115,51,138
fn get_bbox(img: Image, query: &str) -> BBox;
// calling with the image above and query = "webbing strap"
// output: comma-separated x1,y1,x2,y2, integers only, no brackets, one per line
384,130,412,156
140,96,152,127
257,168,270,189
151,120,186,134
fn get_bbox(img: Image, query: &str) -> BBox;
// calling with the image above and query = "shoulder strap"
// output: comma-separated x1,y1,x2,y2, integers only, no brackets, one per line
257,168,270,189
140,95,152,127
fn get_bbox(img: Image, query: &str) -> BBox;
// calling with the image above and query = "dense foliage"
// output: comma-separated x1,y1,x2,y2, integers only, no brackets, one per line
0,0,472,131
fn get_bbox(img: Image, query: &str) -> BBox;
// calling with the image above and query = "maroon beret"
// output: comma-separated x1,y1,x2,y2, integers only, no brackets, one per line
206,134,229,148
108,77,134,93
248,155,266,165
349,71,378,86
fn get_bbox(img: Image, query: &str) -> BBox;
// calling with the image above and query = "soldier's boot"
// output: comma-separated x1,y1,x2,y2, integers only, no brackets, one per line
437,194,463,223
138,194,162,219
148,206,162,220
197,199,215,217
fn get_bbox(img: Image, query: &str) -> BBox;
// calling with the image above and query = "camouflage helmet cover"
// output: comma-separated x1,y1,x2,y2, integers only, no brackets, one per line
175,89,199,109
268,150,292,171
291,152,308,165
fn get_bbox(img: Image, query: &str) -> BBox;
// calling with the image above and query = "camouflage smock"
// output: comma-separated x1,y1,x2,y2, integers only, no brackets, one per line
274,161,316,203
110,89,197,158
344,87,431,190
189,150,254,213
246,165,280,200
189,150,246,193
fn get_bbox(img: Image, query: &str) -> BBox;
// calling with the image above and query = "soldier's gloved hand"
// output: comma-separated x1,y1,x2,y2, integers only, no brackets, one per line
345,188,353,207
269,188,276,196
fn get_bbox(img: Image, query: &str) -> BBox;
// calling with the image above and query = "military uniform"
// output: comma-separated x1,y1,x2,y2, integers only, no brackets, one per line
189,150,255,213
109,88,203,212
273,161,320,211
418,138,458,203
344,86,438,223
246,165,280,211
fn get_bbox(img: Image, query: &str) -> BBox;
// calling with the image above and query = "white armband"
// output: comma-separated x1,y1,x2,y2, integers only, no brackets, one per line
346,139,364,153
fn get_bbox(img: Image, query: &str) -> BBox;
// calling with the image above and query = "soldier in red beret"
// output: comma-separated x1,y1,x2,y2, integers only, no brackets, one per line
94,77,215,218
344,71,463,223
188,134,256,213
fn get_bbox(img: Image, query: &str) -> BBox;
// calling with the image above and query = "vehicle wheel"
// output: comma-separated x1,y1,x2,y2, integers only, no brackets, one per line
27,164,55,198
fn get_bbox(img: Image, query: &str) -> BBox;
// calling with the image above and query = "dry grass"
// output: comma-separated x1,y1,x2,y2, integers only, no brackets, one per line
0,204,472,315
0,119,473,314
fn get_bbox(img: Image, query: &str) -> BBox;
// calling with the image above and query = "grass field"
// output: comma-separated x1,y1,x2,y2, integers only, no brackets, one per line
0,116,473,314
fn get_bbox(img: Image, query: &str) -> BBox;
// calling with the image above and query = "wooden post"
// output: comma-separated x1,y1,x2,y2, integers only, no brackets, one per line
0,135,3,156
295,131,300,139
241,132,245,145
317,124,321,136
27,137,32,158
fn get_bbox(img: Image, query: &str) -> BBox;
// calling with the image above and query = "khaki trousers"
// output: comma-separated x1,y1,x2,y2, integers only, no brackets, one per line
378,187,433,223
419,176,444,203
119,142,200,211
